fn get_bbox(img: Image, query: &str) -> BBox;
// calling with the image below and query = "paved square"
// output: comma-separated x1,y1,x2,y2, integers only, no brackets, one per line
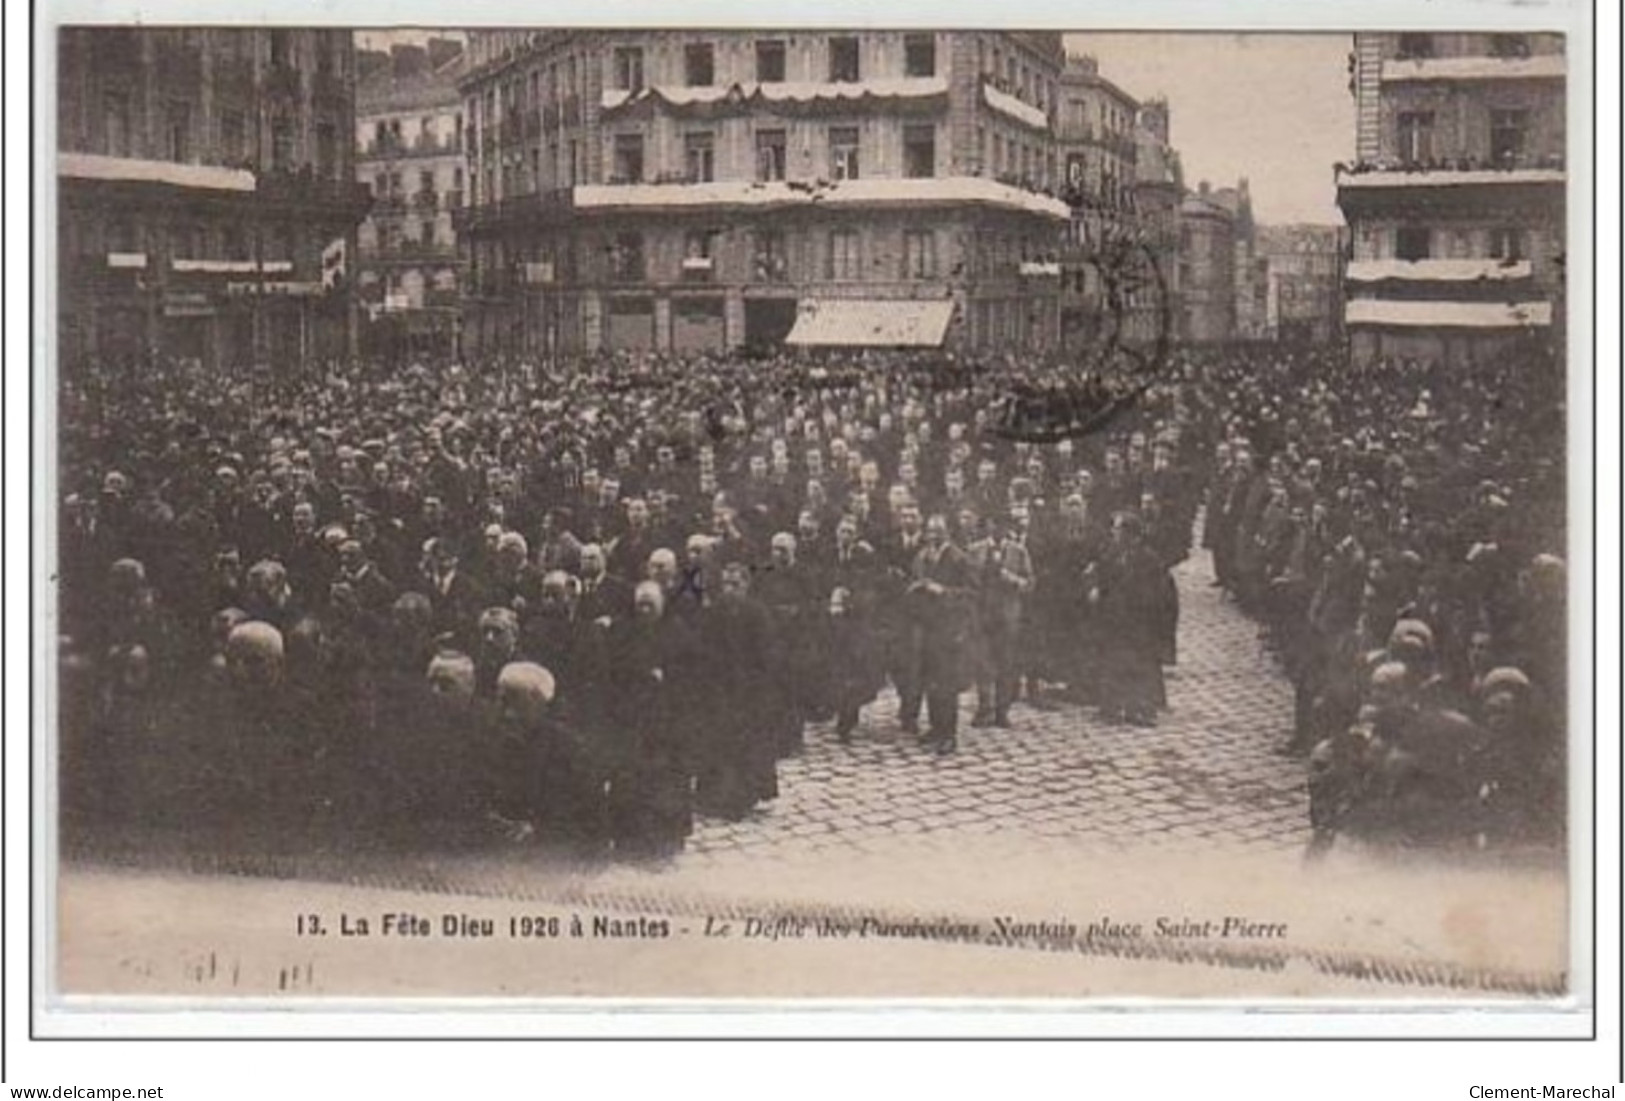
683,546,1311,863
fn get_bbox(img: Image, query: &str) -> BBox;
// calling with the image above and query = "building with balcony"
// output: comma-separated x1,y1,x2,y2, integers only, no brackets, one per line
1054,54,1150,350
355,37,467,358
56,28,369,370
1257,224,1345,344
455,30,1070,356
1336,31,1565,365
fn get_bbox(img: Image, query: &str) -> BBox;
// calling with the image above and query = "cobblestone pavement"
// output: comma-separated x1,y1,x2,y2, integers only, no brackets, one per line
681,546,1312,864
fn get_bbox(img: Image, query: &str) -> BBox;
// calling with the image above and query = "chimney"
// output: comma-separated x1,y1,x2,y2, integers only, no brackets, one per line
1198,180,1211,198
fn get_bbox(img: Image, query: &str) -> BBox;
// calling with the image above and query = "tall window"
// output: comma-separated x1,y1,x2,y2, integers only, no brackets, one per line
827,228,861,280
166,100,191,162
271,117,295,172
1489,34,1531,59
903,230,937,279
685,42,715,87
756,39,787,83
269,29,293,68
103,91,131,157
611,233,645,281
755,128,787,181
1396,33,1434,60
753,230,787,282
903,123,936,178
1488,227,1525,261
682,229,721,280
316,122,337,179
315,34,336,77
1490,109,1528,166
683,132,716,182
1395,225,1431,261
613,46,644,92
829,126,860,180
1396,110,1434,164
828,36,860,83
904,33,936,78
612,133,645,183
219,109,246,162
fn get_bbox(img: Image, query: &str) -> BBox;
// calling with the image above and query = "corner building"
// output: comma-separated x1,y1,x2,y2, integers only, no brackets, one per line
56,28,369,370
354,39,467,359
457,31,1070,356
1336,32,1565,365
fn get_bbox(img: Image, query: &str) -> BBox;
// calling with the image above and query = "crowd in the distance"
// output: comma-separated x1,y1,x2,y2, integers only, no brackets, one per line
55,334,1567,861
1196,343,1567,855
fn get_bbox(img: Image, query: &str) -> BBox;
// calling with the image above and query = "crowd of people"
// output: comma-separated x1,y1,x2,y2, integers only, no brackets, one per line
1197,342,1567,855
55,332,1568,861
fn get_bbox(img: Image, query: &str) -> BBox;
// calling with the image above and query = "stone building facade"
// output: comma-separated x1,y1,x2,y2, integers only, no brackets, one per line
354,38,467,357
56,28,368,370
1336,31,1565,365
1054,55,1150,349
455,30,1071,356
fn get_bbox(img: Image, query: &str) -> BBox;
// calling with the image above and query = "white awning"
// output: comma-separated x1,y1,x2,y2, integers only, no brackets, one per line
106,252,147,270
1345,258,1533,283
602,77,948,113
1381,54,1565,83
575,177,1069,219
1337,167,1564,189
59,152,256,192
785,299,955,347
982,83,1049,130
1345,299,1552,328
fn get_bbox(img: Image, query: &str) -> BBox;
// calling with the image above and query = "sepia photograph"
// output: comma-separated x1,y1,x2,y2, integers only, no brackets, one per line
38,14,1589,1018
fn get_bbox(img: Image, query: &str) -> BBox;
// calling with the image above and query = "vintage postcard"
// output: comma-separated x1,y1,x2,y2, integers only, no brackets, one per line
37,8,1593,1025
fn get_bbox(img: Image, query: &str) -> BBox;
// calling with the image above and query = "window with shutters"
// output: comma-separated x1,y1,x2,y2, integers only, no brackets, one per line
1490,109,1529,167
753,230,788,282
829,126,860,180
827,228,860,280
1396,34,1434,60
1395,226,1431,261
612,133,645,183
903,230,937,279
611,233,645,282
613,46,645,92
755,129,787,181
685,42,715,87
684,132,715,182
904,34,936,77
903,123,936,178
828,37,860,83
1396,111,1434,164
756,39,787,83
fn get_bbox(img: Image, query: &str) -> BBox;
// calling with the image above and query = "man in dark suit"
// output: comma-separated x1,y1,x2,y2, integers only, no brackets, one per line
576,542,632,626
422,536,487,651
968,510,1035,728
879,503,927,733
908,514,973,753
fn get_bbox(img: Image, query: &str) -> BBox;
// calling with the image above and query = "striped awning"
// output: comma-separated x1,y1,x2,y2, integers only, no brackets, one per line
785,299,955,347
